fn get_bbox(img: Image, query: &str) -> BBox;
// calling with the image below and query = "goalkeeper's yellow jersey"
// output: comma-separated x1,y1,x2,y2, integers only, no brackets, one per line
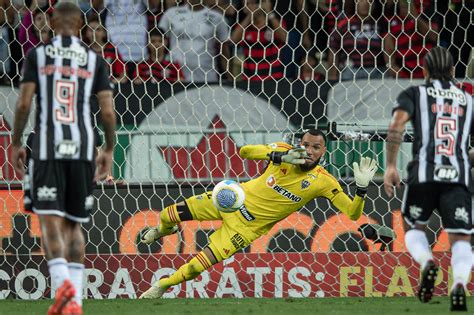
238,142,365,236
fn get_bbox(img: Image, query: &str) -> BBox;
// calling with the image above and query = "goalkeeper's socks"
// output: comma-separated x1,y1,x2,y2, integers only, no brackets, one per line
160,204,181,231
48,258,70,292
405,229,433,270
159,252,212,288
68,262,84,306
451,240,472,291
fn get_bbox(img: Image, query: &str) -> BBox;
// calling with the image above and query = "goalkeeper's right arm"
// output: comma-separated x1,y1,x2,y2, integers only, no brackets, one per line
239,142,307,165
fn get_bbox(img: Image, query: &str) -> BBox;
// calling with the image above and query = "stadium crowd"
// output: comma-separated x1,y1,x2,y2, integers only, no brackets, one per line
0,0,472,85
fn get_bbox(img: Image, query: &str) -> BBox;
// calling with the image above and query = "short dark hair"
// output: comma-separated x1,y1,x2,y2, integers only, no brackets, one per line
423,46,454,81
304,129,327,144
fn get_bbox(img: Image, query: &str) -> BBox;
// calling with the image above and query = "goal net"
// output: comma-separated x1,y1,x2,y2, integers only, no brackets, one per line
1,0,473,300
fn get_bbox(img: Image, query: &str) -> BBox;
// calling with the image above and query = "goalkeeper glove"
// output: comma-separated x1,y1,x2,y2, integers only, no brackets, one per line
353,157,378,195
268,147,308,165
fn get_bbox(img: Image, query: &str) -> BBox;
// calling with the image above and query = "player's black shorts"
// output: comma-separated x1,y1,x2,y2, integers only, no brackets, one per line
402,183,473,234
28,159,94,223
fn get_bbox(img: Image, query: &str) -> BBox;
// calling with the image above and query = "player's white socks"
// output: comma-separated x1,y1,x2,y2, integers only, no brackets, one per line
47,258,70,291
451,240,472,291
404,229,433,270
68,262,84,306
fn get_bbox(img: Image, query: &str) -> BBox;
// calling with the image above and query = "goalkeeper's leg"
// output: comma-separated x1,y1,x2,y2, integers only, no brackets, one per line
140,222,252,299
141,202,193,244
139,246,220,299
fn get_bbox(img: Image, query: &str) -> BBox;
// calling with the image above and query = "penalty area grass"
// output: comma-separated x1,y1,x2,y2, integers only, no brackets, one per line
0,297,470,315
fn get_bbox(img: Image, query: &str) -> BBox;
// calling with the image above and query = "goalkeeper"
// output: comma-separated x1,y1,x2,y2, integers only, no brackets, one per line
139,129,378,298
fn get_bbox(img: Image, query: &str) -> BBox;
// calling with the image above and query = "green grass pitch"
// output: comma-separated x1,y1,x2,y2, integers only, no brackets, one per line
0,297,471,315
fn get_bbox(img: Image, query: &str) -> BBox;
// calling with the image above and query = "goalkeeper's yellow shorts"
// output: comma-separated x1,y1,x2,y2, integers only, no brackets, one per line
185,192,258,261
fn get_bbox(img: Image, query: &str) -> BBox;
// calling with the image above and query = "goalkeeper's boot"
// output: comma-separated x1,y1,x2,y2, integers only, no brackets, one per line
141,225,179,245
450,283,467,312
63,301,83,315
47,280,76,315
417,260,438,303
139,281,168,299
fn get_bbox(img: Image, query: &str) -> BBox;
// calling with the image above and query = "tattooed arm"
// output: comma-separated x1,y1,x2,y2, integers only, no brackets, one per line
383,110,410,197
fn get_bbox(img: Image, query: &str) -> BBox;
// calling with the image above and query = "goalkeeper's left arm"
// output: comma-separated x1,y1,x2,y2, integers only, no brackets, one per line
328,157,378,220
239,142,307,165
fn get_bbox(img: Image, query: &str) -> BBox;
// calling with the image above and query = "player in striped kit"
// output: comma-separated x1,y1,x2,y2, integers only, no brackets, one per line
384,47,473,312
11,3,116,314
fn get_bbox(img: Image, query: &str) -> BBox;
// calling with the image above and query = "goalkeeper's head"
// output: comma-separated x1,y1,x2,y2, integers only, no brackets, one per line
299,129,327,171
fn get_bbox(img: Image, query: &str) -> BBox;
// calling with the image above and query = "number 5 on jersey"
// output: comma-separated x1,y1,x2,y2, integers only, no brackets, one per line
55,79,76,124
435,117,456,156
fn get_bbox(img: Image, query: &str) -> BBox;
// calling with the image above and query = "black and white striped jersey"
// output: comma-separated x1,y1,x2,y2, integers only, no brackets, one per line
394,80,474,187
21,35,113,162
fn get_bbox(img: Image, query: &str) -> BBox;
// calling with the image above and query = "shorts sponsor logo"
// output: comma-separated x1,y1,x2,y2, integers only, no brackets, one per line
56,141,79,157
239,205,255,221
36,186,57,202
409,205,422,219
85,195,94,210
230,233,246,250
454,207,469,224
434,166,458,181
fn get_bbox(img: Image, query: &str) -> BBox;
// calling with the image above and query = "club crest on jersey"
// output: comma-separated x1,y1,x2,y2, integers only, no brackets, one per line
301,180,310,190
434,165,458,181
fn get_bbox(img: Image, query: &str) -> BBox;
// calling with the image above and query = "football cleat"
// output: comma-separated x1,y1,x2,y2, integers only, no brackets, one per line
47,280,76,315
417,260,438,303
450,283,467,312
62,301,83,315
141,225,178,245
139,282,167,299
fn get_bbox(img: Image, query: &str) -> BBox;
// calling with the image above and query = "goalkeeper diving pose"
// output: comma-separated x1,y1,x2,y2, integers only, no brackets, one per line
139,129,378,299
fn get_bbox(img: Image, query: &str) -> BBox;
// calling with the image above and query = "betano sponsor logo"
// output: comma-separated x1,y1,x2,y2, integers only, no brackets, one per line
266,175,302,202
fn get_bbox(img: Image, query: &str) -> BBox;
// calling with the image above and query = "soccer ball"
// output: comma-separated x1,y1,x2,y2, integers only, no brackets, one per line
211,180,245,213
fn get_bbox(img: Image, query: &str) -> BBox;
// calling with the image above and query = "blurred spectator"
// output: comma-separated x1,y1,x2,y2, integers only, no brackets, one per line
0,0,16,84
146,0,176,30
18,1,54,56
327,0,385,81
273,0,312,80
83,16,126,83
231,0,286,81
159,0,231,83
441,0,474,78
384,0,438,79
274,0,341,79
133,28,184,84
299,54,323,82
212,0,241,26
91,0,161,76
